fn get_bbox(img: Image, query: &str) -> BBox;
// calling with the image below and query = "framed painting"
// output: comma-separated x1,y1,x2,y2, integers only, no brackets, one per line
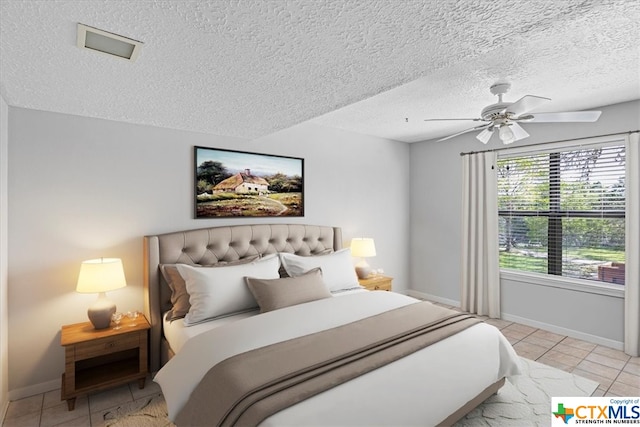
194,146,304,218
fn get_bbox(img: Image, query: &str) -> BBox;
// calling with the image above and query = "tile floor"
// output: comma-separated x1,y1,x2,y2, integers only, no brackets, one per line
492,320,640,397
3,304,639,427
2,376,163,427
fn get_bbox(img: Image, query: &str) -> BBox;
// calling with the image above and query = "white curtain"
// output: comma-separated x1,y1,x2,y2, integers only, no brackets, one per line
625,132,639,356
461,151,500,318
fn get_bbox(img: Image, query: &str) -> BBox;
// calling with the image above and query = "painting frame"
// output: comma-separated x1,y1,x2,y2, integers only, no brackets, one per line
194,146,304,218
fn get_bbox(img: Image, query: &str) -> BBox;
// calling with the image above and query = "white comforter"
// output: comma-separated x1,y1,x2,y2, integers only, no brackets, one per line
154,292,521,426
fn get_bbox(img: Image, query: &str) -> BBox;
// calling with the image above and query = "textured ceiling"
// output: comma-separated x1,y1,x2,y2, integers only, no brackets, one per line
1,0,639,143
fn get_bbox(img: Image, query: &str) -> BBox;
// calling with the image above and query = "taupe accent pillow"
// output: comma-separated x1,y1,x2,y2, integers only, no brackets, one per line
160,255,259,321
160,265,190,321
246,267,332,313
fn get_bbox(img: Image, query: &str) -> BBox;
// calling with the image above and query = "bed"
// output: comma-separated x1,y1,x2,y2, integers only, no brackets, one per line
144,224,521,426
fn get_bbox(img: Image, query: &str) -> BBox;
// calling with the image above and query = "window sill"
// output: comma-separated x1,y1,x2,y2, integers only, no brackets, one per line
500,269,624,298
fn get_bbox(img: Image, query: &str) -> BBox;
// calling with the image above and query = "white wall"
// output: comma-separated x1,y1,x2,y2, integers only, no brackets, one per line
7,108,410,397
0,95,9,418
409,100,640,346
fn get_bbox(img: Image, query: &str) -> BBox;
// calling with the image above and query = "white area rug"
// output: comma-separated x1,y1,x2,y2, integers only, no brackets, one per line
455,357,599,426
102,392,173,427
104,357,598,427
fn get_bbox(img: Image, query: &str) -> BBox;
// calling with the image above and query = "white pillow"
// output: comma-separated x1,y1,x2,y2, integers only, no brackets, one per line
177,254,281,326
279,249,360,292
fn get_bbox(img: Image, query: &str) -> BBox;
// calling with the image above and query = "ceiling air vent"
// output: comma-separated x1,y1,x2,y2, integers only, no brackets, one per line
77,23,143,62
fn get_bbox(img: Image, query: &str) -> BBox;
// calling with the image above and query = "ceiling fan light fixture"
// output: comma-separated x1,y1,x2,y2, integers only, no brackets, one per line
476,127,493,144
499,125,516,145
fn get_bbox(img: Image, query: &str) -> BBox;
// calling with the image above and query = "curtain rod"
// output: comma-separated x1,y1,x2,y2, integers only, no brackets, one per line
459,130,639,156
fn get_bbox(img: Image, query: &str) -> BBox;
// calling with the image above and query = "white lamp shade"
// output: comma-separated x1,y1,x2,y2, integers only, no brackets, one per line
76,258,127,293
350,238,376,258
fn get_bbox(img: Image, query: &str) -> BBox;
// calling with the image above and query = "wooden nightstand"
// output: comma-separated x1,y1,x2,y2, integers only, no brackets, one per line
60,315,150,410
358,275,393,291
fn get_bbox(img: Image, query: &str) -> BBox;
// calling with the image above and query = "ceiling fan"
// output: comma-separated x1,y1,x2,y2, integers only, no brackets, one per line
424,82,602,145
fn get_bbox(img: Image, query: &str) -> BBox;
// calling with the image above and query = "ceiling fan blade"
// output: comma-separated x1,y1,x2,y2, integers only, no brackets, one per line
510,122,530,141
476,127,494,144
505,95,551,116
528,111,602,123
424,118,484,122
437,124,490,142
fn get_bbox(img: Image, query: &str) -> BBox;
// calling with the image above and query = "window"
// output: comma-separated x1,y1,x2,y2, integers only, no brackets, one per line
497,141,626,285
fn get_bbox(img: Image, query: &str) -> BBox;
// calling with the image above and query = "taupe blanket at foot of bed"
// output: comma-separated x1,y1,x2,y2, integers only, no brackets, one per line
175,302,481,427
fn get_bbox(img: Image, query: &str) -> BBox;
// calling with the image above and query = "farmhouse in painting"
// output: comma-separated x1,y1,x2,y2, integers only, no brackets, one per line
213,169,269,194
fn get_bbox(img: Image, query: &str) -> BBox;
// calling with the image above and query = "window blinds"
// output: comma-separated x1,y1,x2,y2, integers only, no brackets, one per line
497,142,626,284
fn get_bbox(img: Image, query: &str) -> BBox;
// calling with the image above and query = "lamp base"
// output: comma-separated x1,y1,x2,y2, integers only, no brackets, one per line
355,260,372,279
87,292,116,329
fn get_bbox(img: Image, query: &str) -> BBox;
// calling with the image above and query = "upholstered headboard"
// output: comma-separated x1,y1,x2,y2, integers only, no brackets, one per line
143,224,342,372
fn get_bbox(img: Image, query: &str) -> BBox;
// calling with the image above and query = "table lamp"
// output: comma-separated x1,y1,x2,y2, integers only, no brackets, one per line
350,238,376,279
76,258,127,329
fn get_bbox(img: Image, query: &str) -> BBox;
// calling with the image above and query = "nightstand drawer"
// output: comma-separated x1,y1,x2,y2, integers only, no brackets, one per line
369,282,391,291
74,334,140,360
358,275,393,292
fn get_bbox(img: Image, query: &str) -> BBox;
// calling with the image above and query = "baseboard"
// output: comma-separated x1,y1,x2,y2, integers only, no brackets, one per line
406,290,460,307
500,313,624,351
8,378,60,401
406,290,624,351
